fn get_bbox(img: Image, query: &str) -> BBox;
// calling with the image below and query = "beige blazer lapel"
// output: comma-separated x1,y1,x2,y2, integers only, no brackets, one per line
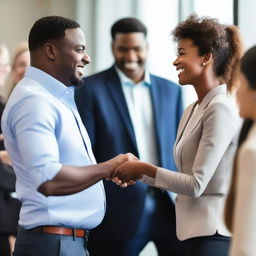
175,103,196,145
180,105,203,143
174,84,227,169
174,104,203,169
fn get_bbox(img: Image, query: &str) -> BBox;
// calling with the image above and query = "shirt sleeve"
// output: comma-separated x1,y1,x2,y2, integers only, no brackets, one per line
8,94,62,188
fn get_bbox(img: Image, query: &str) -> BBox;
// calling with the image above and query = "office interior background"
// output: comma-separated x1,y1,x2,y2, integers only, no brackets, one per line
0,0,255,255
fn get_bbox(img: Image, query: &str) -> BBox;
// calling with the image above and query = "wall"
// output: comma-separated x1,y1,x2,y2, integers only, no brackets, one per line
76,0,138,75
238,0,256,50
0,0,76,53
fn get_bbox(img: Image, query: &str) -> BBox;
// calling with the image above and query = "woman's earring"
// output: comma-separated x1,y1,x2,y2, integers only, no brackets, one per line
202,62,206,66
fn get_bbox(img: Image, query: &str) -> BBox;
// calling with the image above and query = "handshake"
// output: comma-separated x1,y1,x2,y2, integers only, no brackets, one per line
106,153,157,187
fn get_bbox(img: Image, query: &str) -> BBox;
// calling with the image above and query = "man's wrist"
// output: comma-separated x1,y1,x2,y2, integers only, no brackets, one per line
101,159,116,178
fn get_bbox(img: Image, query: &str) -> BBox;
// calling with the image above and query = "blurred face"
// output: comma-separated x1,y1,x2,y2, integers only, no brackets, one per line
0,48,10,86
236,72,256,120
112,32,148,83
55,28,91,86
173,38,205,86
12,50,30,84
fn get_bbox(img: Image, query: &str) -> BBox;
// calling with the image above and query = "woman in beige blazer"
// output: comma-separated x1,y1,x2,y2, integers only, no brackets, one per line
113,15,243,256
224,46,256,256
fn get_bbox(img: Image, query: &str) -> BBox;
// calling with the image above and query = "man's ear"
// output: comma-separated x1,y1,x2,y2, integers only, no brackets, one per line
43,43,57,60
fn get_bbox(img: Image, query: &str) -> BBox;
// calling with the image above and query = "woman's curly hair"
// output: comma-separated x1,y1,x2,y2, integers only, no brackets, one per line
172,14,243,91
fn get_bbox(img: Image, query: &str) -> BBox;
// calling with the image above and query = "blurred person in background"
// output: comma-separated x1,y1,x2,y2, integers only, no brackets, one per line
0,43,21,256
225,46,256,256
75,17,184,256
0,44,10,88
6,42,30,98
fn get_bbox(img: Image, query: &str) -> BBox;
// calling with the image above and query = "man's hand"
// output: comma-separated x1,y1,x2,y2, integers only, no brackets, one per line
0,150,12,165
110,153,138,170
111,177,136,188
105,153,138,179
0,134,12,165
104,153,138,187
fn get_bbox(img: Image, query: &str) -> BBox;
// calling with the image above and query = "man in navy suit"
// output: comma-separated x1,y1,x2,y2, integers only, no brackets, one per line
75,17,184,256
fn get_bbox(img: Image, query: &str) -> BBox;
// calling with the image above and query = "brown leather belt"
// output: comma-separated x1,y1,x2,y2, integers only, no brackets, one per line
31,226,88,238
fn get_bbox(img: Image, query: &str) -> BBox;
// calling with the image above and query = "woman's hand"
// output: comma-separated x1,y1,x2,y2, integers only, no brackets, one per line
113,161,157,183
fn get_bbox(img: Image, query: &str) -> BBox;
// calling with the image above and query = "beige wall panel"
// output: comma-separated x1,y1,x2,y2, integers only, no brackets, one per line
0,0,76,52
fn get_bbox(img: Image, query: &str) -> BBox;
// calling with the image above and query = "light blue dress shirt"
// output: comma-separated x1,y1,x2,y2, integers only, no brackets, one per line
1,67,106,229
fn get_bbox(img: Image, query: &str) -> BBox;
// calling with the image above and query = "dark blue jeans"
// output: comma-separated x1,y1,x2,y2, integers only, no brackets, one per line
14,226,89,256
184,233,230,256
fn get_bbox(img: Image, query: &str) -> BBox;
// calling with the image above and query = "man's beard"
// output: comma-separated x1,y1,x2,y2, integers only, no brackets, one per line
70,75,83,88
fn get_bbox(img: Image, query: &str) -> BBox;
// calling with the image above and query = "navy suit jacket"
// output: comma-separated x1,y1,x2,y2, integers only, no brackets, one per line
75,66,183,239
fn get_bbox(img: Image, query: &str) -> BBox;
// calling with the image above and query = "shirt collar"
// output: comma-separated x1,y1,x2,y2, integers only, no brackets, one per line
25,66,75,98
115,65,151,87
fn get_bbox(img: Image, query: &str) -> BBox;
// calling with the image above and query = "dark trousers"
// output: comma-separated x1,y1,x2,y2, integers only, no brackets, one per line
88,188,185,256
14,226,89,256
184,233,230,256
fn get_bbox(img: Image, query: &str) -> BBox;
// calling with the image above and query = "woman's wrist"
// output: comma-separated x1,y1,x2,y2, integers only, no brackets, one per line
142,163,157,178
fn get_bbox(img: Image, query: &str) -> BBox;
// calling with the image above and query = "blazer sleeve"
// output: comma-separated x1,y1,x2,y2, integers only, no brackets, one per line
75,84,96,148
229,141,256,256
151,101,239,197
177,87,184,124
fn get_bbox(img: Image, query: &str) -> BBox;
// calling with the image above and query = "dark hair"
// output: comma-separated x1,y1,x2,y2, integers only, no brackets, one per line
29,16,80,51
172,14,243,92
240,46,256,90
224,46,256,231
111,17,147,40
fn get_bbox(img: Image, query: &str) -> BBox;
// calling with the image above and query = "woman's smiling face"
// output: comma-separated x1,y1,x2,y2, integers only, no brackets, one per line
173,38,206,86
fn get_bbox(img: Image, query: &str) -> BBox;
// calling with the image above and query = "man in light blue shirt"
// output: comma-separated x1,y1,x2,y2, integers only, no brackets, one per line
1,16,134,256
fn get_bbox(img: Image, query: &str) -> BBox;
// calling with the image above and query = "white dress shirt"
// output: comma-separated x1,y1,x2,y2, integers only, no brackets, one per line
116,67,159,166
